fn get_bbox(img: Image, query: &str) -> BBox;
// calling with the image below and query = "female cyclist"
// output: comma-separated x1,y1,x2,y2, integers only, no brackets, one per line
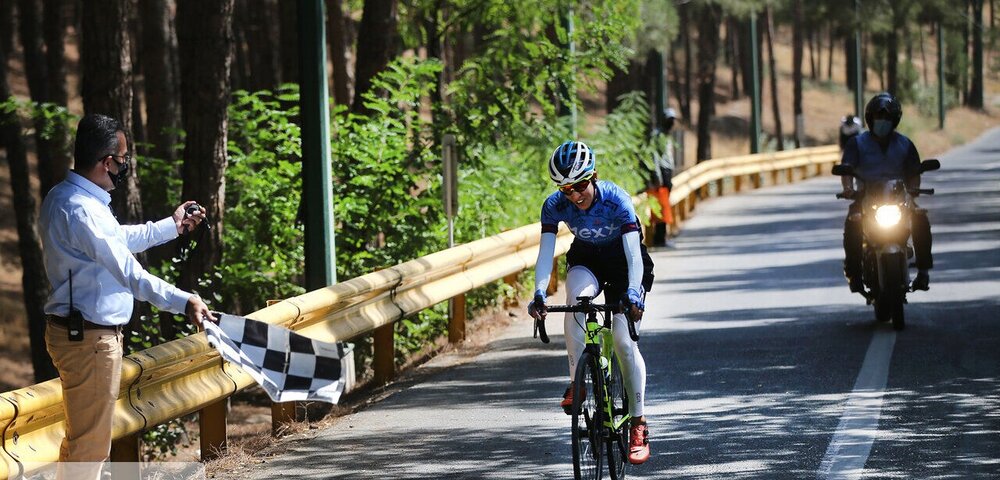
527,140,654,465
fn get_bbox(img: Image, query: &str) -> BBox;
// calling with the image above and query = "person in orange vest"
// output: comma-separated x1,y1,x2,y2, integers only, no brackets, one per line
642,108,677,246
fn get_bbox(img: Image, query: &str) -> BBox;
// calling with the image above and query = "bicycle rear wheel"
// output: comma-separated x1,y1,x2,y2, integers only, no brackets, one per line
572,352,604,480
606,355,630,480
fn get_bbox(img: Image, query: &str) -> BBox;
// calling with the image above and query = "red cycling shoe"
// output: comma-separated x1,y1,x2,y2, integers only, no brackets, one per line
628,422,650,464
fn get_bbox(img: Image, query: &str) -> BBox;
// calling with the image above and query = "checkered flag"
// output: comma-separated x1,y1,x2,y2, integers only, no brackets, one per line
205,314,345,404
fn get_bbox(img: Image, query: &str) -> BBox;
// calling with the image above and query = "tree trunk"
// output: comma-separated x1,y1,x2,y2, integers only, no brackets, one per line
738,17,753,100
139,0,185,340
19,0,62,199
81,0,143,224
242,0,280,92
792,0,803,148
680,3,693,122
140,0,182,168
18,0,48,102
845,36,856,91
352,0,398,115
0,47,58,383
729,16,740,100
807,26,817,80
230,3,249,91
668,37,684,120
765,6,783,151
827,24,834,81
695,3,721,162
919,23,929,85
968,0,984,108
887,29,899,95
129,4,146,152
279,0,298,85
0,0,14,58
327,0,353,106
176,0,234,295
41,0,72,197
606,61,640,113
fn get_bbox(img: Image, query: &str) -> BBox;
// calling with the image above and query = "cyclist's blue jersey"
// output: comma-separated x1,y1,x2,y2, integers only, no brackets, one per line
540,180,641,247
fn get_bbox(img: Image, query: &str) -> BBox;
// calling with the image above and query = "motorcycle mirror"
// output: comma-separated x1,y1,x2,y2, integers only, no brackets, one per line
831,164,855,177
920,159,941,173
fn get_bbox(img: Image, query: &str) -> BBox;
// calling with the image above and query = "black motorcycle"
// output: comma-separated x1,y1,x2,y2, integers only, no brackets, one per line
832,159,939,330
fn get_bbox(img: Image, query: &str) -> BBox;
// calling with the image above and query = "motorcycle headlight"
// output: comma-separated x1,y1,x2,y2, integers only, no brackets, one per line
874,205,902,227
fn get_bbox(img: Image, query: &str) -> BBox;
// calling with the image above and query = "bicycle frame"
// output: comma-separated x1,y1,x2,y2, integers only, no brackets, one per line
546,297,632,432
583,308,632,433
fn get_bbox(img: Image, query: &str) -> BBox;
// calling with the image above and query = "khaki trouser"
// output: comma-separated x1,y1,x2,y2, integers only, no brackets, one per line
45,321,123,479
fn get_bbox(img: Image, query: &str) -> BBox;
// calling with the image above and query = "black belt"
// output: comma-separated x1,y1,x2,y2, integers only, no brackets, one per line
47,315,123,333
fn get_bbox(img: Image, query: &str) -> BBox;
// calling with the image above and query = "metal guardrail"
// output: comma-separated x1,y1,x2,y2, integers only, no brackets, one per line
0,144,840,478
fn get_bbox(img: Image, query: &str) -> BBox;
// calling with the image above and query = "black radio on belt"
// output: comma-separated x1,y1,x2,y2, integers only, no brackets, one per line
67,269,84,341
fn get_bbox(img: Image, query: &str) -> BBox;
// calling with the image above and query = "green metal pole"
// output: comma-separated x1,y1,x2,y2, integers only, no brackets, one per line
854,0,864,119
938,21,945,129
652,49,665,131
299,0,336,288
749,12,761,154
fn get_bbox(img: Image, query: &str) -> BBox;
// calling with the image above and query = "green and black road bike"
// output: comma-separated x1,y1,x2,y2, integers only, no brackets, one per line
535,295,640,480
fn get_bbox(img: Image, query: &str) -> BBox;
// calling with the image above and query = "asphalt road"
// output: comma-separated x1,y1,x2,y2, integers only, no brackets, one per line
233,128,1000,480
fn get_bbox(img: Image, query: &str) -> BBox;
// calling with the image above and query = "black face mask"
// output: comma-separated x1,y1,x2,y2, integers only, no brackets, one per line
663,118,675,133
108,156,130,188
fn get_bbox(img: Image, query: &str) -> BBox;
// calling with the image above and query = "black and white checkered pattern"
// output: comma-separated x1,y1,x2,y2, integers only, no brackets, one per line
205,314,344,404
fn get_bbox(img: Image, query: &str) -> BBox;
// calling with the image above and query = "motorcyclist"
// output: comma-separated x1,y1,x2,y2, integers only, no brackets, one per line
839,114,863,150
840,92,933,292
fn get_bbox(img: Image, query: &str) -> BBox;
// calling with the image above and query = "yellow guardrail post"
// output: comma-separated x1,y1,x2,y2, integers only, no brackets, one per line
373,324,395,385
272,402,296,435
546,257,559,295
449,294,466,344
110,432,140,477
199,399,227,461
263,300,300,435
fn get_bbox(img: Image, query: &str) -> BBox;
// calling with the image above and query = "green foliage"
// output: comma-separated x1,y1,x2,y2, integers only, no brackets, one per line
438,0,641,150
331,57,445,277
222,84,307,313
0,96,77,144
895,59,920,104
141,419,192,460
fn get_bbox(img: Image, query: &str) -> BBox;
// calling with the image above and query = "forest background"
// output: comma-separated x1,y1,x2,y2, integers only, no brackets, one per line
0,0,997,460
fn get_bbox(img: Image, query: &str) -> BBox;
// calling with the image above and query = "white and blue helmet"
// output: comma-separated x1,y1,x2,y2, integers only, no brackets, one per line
548,141,595,185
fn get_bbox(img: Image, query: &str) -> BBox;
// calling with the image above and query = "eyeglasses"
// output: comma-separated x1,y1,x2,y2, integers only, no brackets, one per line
558,177,592,196
110,152,132,164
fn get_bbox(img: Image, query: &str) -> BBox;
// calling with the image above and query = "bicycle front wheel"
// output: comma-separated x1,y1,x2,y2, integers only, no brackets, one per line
572,352,605,480
606,355,630,480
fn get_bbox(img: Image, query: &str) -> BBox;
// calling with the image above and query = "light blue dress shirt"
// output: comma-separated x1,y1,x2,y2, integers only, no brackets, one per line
40,171,192,326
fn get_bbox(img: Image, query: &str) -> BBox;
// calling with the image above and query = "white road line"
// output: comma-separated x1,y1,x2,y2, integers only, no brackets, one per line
817,329,897,479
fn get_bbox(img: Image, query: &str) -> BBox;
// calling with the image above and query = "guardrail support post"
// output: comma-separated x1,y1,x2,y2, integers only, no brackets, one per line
715,179,724,197
753,173,762,189
199,399,228,461
771,169,780,185
272,402,297,435
449,294,466,343
110,432,140,463
374,324,395,384
734,175,743,192
547,257,559,295
786,168,794,183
